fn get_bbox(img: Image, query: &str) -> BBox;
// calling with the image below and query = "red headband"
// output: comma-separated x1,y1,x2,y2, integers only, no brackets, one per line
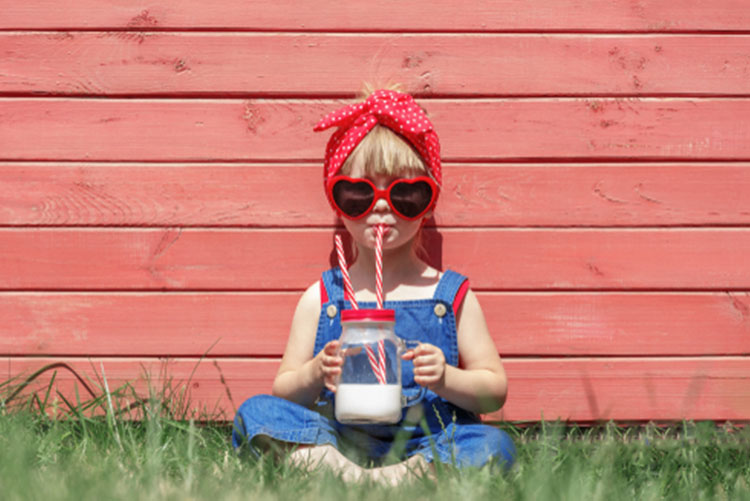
313,89,441,185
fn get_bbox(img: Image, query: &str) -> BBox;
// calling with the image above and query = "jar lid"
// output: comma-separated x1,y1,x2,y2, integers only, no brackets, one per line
341,308,395,323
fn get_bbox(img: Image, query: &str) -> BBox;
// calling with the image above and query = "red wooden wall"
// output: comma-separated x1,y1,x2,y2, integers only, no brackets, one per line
2,1,750,422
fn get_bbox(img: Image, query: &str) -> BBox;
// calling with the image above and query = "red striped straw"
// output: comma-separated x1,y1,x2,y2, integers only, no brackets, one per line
335,234,358,310
375,224,385,309
373,224,387,382
335,232,386,384
366,339,387,384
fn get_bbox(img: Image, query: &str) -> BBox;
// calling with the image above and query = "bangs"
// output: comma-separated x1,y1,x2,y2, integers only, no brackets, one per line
340,125,428,178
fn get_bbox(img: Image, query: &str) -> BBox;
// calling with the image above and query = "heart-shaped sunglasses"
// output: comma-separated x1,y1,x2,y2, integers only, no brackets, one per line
326,176,438,220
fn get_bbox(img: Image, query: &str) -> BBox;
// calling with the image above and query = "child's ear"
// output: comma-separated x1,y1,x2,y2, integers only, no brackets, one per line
421,210,434,226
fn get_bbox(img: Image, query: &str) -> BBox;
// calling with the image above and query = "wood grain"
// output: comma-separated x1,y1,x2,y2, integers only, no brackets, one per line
3,99,750,161
1,0,748,31
2,162,749,227
8,356,750,422
3,228,750,290
3,33,750,96
2,292,749,357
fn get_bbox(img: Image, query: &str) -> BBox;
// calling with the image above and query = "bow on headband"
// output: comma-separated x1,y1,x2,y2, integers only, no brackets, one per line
313,89,441,185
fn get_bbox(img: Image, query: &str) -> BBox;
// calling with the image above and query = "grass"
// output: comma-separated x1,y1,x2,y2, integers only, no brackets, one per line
1,366,750,500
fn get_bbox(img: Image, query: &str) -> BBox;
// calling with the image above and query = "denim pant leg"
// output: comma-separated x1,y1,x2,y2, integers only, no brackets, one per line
409,422,516,470
232,394,339,457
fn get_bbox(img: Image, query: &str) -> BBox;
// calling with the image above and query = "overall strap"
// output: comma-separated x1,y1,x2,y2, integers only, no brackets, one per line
320,267,345,306
433,269,470,316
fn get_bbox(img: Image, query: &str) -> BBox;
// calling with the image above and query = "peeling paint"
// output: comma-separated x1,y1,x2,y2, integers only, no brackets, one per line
587,262,605,277
115,32,148,45
174,59,190,73
586,100,605,113
242,101,266,134
418,71,435,94
727,292,749,322
128,9,159,28
403,52,431,69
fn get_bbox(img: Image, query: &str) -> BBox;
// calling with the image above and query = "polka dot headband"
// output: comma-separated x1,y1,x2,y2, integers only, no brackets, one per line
313,89,442,186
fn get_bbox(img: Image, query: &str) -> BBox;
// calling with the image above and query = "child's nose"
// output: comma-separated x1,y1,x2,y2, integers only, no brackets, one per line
372,195,390,213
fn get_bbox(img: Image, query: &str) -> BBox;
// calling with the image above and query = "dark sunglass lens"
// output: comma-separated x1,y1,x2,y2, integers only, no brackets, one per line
390,181,433,218
332,180,374,217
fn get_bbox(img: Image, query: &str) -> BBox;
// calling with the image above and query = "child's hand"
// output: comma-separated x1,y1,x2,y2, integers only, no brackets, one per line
402,343,446,391
316,340,343,392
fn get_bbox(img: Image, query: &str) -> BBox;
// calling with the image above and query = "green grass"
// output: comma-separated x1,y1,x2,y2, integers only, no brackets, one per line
2,368,750,500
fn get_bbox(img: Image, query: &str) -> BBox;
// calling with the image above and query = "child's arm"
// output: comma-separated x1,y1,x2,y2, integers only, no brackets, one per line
271,282,343,407
404,289,508,414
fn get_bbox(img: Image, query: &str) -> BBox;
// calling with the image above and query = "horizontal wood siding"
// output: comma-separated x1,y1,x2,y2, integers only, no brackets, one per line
2,293,749,357
3,99,750,161
3,34,750,96
2,163,750,227
2,1,749,423
2,1,749,31
3,229,750,290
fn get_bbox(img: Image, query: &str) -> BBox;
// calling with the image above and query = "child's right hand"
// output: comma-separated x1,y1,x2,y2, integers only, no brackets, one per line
316,340,343,392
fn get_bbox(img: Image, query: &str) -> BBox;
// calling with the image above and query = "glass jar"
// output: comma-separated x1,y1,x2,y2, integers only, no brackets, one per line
335,308,423,424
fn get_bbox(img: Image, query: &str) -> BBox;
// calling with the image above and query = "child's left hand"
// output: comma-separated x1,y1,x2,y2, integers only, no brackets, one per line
402,343,446,391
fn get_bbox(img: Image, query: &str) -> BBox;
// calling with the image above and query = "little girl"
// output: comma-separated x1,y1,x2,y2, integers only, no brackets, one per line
232,88,516,483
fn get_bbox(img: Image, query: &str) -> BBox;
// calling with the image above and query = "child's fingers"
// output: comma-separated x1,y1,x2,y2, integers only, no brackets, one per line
414,363,441,377
322,354,343,368
341,346,363,357
323,340,340,354
413,351,444,369
401,349,416,360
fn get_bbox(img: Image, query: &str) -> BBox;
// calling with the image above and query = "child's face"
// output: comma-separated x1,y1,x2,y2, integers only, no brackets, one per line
340,158,431,252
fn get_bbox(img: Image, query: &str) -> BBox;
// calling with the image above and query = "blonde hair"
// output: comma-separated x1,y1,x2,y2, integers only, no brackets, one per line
339,124,428,178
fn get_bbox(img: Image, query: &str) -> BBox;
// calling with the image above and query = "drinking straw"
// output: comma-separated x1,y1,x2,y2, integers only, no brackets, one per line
335,233,386,384
375,224,385,309
366,339,387,384
335,234,358,310
373,224,387,382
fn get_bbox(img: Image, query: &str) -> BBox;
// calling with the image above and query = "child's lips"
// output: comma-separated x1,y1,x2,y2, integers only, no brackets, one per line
371,224,391,235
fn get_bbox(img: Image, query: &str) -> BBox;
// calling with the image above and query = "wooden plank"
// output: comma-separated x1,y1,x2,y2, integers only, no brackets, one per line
1,0,748,31
4,33,750,96
499,357,750,422
8,356,750,422
2,292,749,357
0,293,299,357
3,98,750,161
3,228,750,291
3,162,750,227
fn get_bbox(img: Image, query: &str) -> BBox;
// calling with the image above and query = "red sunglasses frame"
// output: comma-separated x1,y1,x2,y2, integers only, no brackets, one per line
325,175,439,221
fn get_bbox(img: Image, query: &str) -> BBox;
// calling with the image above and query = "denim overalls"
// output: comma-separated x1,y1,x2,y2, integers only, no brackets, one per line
232,268,516,469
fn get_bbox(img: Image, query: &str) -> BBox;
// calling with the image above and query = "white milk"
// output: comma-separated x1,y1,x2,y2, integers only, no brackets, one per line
335,384,402,424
